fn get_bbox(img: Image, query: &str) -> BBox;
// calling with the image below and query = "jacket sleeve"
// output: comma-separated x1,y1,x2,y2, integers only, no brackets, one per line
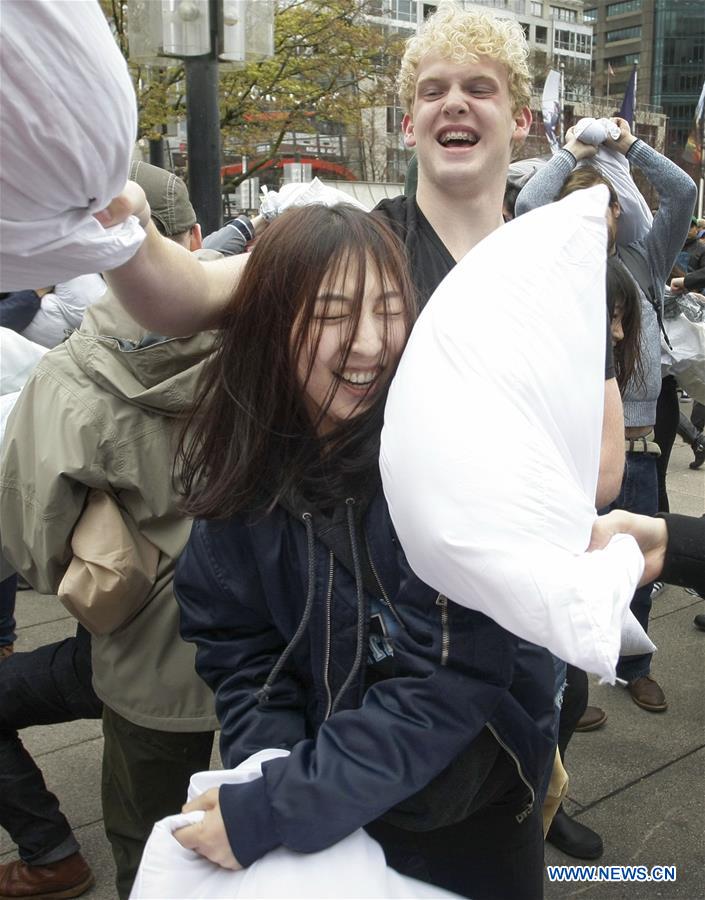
218,601,518,867
683,266,705,292
175,519,309,763
0,358,110,592
0,291,42,332
626,141,697,287
514,148,577,216
659,513,705,597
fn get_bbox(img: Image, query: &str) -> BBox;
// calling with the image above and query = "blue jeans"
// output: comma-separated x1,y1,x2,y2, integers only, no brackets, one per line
536,654,566,804
601,451,659,682
0,626,102,864
0,574,17,647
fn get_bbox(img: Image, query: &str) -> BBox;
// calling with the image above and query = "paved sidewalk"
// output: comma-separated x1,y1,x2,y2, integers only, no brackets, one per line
1,436,703,899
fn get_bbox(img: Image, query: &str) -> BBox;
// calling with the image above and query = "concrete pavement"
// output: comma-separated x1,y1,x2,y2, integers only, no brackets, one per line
1,428,703,900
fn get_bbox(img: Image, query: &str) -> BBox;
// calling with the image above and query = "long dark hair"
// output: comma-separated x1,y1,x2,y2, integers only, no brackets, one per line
606,256,643,393
178,204,416,519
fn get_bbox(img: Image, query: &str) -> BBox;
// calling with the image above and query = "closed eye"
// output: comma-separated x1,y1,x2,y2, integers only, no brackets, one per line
466,79,499,96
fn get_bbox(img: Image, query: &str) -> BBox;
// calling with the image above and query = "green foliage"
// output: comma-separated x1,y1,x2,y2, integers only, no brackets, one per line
100,0,403,184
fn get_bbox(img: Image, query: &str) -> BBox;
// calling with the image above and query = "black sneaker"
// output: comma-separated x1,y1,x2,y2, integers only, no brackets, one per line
694,614,705,632
690,433,705,470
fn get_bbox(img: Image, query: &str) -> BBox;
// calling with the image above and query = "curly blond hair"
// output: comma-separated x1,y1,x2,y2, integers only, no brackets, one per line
398,2,532,115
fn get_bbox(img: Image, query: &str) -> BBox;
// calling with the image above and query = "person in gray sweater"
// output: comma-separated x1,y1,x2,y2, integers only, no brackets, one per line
517,118,696,713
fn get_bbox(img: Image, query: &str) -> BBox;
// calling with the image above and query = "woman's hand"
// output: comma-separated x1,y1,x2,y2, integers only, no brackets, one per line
173,788,242,871
563,126,598,162
603,117,637,156
94,181,151,230
669,276,685,293
588,511,667,586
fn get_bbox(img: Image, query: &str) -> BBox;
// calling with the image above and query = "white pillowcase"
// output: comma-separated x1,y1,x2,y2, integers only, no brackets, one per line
380,186,645,683
130,750,459,899
0,0,143,290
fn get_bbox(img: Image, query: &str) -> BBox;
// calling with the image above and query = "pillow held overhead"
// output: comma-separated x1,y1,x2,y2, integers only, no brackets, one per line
0,0,144,290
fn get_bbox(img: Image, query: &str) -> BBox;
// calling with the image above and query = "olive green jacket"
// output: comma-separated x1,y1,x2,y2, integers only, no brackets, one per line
0,297,218,731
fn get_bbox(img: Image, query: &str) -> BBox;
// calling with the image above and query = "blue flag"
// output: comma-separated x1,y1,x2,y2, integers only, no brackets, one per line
619,66,638,128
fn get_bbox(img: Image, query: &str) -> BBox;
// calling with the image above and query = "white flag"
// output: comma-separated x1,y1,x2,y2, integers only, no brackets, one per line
542,70,561,155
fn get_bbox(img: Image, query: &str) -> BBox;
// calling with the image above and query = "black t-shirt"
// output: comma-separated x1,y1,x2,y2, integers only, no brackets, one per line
374,194,615,380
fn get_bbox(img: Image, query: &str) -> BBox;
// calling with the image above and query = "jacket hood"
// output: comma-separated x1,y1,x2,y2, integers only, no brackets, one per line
65,294,215,417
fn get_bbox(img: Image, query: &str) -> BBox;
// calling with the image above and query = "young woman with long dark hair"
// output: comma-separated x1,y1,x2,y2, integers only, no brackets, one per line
172,204,555,900
606,255,643,394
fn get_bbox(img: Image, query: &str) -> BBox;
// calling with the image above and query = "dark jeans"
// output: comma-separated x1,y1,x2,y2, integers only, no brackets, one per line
691,400,705,432
0,626,102,864
558,665,588,763
654,376,679,512
366,749,544,899
101,705,214,899
602,451,659,682
0,574,17,647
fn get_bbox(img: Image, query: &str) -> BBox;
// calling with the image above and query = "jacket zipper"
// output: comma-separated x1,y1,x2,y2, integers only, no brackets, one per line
486,723,535,823
365,535,407,632
322,551,334,721
436,594,449,666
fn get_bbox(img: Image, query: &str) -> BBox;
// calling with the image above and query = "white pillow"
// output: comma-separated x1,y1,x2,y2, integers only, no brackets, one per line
21,275,107,349
571,118,653,246
380,186,645,683
130,750,459,899
0,0,143,290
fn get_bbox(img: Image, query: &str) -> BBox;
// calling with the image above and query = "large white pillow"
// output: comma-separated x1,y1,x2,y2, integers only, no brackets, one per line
380,186,645,683
0,0,143,290
130,750,458,899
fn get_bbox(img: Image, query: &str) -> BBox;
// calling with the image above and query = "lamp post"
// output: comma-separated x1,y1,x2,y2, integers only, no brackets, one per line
127,0,274,235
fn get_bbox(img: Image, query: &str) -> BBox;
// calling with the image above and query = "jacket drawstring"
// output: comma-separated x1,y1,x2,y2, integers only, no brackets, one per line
256,511,317,704
330,498,366,715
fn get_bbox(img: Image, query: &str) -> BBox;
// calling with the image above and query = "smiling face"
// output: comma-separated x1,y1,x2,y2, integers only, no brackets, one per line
402,54,531,199
296,258,408,436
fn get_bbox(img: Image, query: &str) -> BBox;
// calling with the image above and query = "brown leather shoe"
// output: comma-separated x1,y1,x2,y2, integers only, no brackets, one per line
574,706,607,732
0,644,14,660
627,675,668,712
0,852,94,899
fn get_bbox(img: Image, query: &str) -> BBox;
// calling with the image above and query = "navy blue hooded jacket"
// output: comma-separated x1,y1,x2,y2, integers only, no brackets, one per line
175,488,556,867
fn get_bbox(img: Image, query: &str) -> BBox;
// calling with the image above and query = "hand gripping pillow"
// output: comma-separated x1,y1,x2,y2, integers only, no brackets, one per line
380,186,646,683
130,750,459,899
0,0,143,290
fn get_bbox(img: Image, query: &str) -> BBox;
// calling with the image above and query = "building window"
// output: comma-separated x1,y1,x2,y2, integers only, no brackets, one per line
607,0,642,16
606,53,640,68
606,26,641,42
554,28,575,51
386,105,404,135
583,8,597,23
390,0,417,23
535,25,548,44
521,22,530,40
550,6,578,23
575,33,591,54
531,1,543,16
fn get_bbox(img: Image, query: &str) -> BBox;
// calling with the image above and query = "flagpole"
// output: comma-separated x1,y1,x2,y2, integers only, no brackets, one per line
698,79,705,218
559,61,565,144
633,64,638,138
